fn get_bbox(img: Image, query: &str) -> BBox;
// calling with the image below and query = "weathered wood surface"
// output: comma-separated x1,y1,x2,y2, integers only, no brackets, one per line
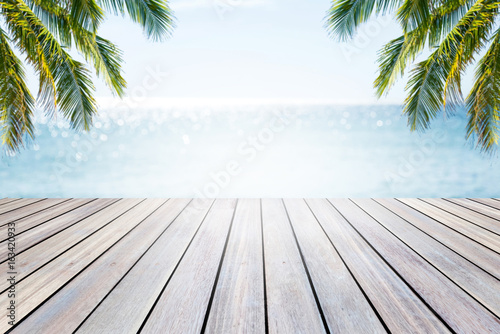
2,198,499,333
0,198,18,206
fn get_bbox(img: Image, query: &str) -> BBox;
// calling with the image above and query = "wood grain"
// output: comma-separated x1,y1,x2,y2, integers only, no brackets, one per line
399,198,500,252
262,199,326,334
140,199,236,334
3,198,500,333
0,198,119,267
13,199,191,334
450,198,500,221
307,198,449,333
0,198,45,216
75,199,211,334
0,199,69,227
284,198,386,333
205,199,265,334
376,198,500,279
332,198,500,333
421,198,500,235
0,199,166,333
0,198,18,206
0,198,95,242
470,198,500,211
354,198,500,316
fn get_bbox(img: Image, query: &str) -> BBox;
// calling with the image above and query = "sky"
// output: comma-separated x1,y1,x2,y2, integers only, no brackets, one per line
92,0,408,106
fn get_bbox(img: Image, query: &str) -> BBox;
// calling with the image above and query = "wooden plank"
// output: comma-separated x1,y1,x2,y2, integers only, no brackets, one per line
262,199,326,334
471,198,500,209
331,198,500,333
399,198,500,253
0,198,119,266
376,198,500,279
421,198,500,235
283,198,386,333
0,198,18,206
306,198,449,333
467,198,500,214
446,198,500,223
0,199,166,332
12,198,193,333
0,198,95,242
0,198,70,227
74,199,211,334
0,198,45,216
205,199,265,334
139,199,236,334
0,199,136,291
353,198,500,316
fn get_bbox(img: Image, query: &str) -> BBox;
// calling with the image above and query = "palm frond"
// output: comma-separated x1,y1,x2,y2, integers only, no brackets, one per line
24,0,73,46
1,0,58,114
3,0,98,130
52,53,98,130
427,0,475,46
0,28,35,152
397,0,430,32
403,0,499,131
374,0,476,98
374,30,427,97
0,0,174,152
466,28,500,152
70,0,104,32
97,0,175,40
71,26,126,96
22,0,126,96
325,0,400,41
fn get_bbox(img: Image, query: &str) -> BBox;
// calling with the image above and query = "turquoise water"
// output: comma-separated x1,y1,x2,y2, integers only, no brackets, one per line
1,105,498,197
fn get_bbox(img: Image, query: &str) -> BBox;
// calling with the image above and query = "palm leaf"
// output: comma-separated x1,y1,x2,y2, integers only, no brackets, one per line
0,28,35,152
403,0,499,131
1,0,58,114
374,0,475,97
97,0,175,40
325,0,400,41
70,0,104,32
71,26,126,96
4,0,98,130
466,28,500,152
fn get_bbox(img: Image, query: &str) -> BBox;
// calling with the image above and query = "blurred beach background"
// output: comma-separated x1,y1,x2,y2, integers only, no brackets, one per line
1,0,499,197
1,103,498,198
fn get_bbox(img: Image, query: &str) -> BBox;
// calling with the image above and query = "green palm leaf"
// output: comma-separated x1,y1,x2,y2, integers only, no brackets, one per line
0,0,174,152
325,0,401,41
98,0,175,40
328,0,500,152
466,28,500,152
0,27,35,151
404,0,499,130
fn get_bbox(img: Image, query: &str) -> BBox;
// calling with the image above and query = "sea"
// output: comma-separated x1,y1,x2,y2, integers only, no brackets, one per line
1,104,499,198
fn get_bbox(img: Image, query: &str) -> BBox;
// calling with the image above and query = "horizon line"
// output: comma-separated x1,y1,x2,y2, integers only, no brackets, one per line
96,97,402,108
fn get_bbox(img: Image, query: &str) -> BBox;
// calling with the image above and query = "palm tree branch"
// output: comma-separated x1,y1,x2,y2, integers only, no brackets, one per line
21,0,126,96
24,0,73,45
397,0,434,33
325,0,401,41
0,27,36,152
70,25,126,96
4,0,98,130
1,0,58,113
374,0,474,97
465,27,500,152
97,0,174,41
404,0,499,131
69,0,104,32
